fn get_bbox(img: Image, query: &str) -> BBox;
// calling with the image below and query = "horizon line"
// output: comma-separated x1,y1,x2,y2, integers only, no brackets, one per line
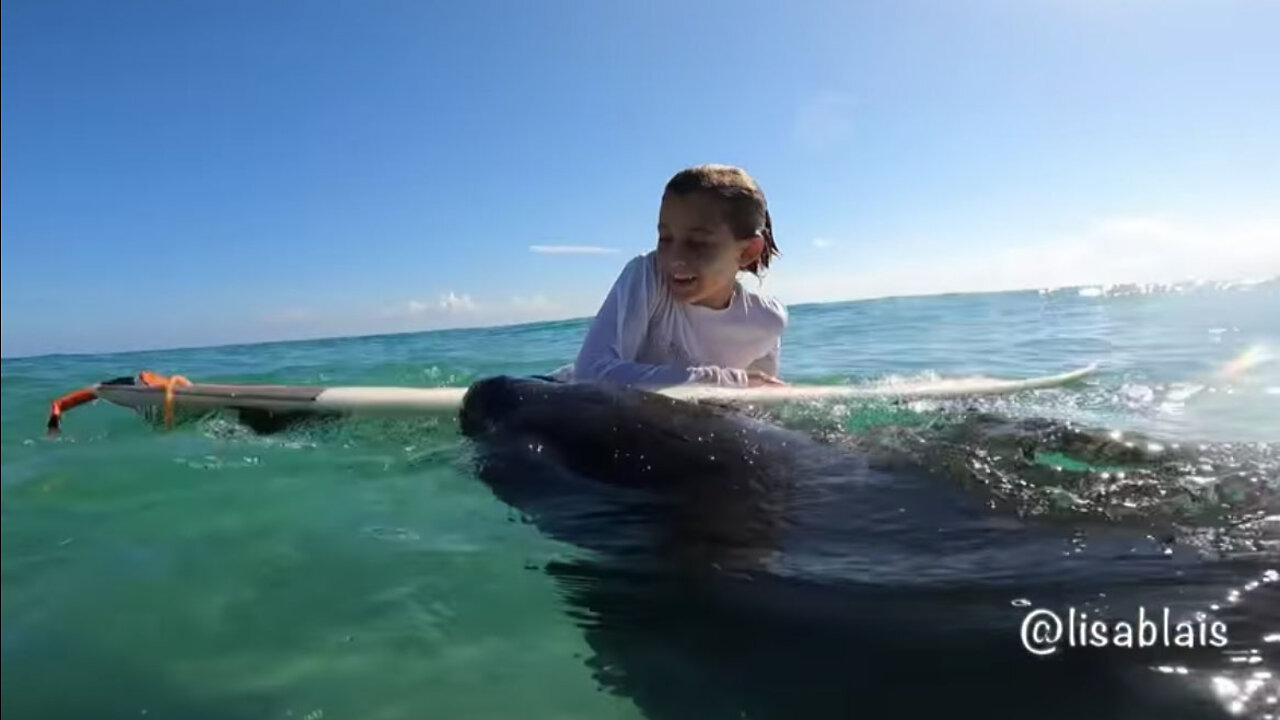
3,274,1275,362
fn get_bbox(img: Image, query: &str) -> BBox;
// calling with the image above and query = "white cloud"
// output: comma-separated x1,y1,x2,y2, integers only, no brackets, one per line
391,292,479,317
509,294,559,312
1090,217,1177,239
529,245,618,254
438,291,477,312
812,237,836,249
254,290,584,344
794,93,855,151
245,214,1277,348
762,214,1280,305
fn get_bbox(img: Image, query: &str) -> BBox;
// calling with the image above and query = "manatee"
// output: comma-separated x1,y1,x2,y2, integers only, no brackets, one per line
459,376,1278,720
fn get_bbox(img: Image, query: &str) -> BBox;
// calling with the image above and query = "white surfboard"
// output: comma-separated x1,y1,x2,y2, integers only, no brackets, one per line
82,363,1099,418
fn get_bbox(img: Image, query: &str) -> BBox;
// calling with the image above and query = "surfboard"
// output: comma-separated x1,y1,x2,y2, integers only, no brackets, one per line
50,363,1098,430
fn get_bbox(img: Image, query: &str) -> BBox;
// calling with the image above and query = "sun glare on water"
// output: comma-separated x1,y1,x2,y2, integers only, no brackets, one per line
1218,344,1278,381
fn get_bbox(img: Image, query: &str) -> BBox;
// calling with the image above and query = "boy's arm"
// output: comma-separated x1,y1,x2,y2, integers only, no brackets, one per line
746,338,781,379
573,255,749,387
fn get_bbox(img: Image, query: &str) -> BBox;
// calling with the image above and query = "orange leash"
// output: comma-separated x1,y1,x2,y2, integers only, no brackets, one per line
139,370,192,428
47,387,99,436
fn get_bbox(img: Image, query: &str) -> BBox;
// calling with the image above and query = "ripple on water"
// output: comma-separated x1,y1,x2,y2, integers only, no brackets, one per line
362,526,421,543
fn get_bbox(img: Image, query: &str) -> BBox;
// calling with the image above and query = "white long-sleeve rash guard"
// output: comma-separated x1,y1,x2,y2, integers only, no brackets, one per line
552,251,788,388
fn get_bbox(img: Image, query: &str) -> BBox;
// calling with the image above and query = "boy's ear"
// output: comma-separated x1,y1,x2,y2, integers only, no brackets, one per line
738,235,764,268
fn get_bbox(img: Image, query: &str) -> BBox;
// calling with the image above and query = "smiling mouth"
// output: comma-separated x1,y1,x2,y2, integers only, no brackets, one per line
670,273,697,288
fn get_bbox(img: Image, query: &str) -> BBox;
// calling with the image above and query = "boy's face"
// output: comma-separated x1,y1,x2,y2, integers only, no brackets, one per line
656,192,763,309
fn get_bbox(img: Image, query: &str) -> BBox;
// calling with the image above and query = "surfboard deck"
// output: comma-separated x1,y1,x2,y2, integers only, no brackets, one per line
84,363,1099,418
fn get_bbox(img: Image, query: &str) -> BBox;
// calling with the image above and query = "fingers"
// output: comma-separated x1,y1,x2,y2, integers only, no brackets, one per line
746,370,787,387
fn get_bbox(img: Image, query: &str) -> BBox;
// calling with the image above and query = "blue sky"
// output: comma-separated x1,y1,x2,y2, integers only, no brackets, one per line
3,0,1277,357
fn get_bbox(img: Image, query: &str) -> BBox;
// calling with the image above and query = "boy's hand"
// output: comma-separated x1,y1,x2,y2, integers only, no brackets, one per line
746,370,786,387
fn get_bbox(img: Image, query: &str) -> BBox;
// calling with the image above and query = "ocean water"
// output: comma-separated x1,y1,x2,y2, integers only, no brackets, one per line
3,280,1278,719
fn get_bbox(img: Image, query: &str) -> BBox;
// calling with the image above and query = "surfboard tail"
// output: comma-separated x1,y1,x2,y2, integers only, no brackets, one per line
46,370,197,435
43,369,431,434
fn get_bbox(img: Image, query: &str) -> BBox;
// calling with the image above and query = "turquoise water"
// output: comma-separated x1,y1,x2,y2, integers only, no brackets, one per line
3,281,1278,719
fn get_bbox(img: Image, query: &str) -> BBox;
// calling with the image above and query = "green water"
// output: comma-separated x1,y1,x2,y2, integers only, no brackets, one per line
3,281,1278,718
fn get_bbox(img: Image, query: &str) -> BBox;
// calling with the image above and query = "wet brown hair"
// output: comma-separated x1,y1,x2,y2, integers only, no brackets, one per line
662,164,779,276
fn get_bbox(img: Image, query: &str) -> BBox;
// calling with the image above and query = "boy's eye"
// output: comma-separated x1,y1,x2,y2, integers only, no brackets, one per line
656,235,714,254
